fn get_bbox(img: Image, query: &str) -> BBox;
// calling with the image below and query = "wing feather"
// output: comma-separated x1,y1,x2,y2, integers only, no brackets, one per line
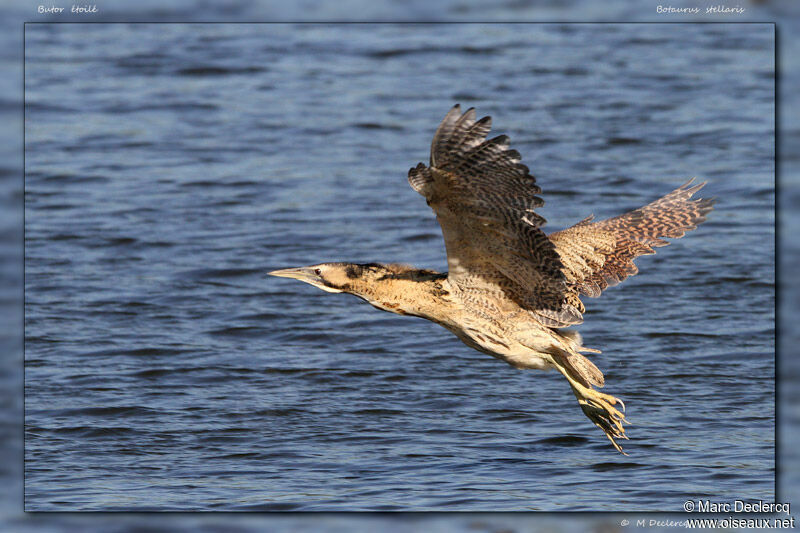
409,106,714,327
410,105,575,326
549,179,715,304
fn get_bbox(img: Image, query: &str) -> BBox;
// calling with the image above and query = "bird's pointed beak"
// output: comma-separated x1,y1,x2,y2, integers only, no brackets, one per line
268,266,344,293
267,267,316,281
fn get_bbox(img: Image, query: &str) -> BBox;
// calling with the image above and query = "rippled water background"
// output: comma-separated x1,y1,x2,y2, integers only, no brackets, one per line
24,23,773,511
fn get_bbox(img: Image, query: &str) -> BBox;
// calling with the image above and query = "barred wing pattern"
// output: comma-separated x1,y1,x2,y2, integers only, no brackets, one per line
549,180,715,306
408,105,581,327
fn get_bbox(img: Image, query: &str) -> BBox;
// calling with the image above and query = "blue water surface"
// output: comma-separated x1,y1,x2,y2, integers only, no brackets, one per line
24,22,774,511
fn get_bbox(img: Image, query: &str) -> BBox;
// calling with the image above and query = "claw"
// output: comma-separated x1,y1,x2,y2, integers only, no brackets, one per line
576,390,629,453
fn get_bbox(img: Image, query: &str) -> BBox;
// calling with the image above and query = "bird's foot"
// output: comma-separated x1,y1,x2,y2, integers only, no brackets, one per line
575,387,629,455
548,353,630,454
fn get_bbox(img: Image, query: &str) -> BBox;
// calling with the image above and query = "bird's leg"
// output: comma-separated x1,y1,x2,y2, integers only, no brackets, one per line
549,359,629,454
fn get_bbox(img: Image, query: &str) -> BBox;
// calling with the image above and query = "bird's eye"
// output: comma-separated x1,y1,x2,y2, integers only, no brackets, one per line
314,268,322,276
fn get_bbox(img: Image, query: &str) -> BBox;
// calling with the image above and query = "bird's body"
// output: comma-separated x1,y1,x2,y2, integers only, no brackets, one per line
270,105,714,454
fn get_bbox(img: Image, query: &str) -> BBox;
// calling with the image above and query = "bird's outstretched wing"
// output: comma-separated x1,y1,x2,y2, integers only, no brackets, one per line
548,180,714,310
408,105,579,327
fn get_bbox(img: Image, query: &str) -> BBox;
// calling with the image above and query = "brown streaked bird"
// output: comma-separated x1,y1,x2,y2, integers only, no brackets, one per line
270,105,714,454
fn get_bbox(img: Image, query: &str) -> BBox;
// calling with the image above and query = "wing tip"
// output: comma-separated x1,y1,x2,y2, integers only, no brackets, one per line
408,162,434,197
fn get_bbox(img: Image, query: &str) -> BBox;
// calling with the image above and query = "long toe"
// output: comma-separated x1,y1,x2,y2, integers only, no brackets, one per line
577,393,629,454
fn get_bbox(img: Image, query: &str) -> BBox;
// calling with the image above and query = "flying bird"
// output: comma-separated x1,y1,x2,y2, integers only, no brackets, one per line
270,105,714,454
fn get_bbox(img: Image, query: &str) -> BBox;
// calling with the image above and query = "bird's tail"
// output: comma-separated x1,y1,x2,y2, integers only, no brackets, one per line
557,329,601,354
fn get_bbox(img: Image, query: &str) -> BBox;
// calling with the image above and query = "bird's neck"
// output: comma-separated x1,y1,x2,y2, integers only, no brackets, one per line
351,271,452,322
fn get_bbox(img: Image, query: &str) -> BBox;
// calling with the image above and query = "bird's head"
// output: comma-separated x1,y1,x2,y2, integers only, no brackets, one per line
268,262,396,294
